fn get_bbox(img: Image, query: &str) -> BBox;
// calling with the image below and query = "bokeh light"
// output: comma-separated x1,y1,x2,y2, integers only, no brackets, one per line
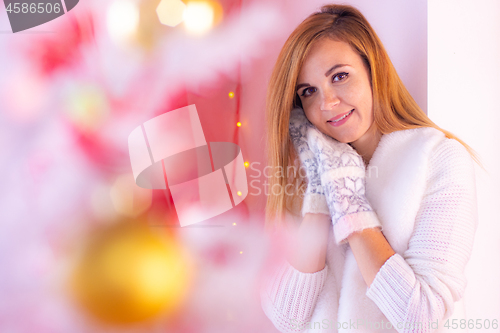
106,0,140,44
156,0,186,27
64,84,110,133
183,0,223,35
110,173,152,218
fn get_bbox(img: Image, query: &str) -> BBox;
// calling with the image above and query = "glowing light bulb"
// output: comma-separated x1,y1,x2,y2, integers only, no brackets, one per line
244,161,249,168
183,1,214,35
239,251,243,254
232,223,236,226
236,122,241,127
228,91,235,98
237,191,242,196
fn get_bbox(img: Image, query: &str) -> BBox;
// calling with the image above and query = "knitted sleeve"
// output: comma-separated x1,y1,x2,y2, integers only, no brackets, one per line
261,260,328,332
366,138,478,333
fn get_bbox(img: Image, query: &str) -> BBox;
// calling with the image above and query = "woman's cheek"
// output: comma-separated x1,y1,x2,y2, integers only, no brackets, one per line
306,106,320,126
304,109,315,125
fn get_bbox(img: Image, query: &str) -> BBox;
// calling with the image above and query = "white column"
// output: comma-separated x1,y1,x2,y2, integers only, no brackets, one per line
428,0,500,321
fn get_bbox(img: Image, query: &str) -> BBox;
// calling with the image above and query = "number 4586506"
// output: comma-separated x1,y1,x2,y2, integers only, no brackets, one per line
444,319,498,330
6,2,61,14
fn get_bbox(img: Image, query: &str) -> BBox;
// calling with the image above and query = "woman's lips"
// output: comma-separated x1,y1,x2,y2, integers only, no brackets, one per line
327,109,354,127
328,109,354,122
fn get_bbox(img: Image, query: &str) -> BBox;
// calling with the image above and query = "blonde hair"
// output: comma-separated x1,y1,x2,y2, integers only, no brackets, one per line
265,4,480,228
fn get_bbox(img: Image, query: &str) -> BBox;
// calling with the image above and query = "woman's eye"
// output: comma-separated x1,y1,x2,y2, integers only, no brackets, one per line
333,72,349,82
300,87,316,97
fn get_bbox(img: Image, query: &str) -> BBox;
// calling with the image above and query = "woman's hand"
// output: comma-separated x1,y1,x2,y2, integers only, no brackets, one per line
285,212,331,273
285,108,331,273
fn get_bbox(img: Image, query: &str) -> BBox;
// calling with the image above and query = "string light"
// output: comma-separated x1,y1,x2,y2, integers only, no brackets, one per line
236,122,241,127
232,223,236,226
228,91,234,98
237,191,242,196
244,161,249,168
239,251,243,254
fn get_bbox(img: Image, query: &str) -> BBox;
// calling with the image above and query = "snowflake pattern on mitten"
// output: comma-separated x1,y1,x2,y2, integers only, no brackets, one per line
323,176,374,223
289,108,324,196
289,108,329,216
307,126,374,225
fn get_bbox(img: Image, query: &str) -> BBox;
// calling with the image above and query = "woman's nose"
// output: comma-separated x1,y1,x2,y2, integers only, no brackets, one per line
320,89,340,111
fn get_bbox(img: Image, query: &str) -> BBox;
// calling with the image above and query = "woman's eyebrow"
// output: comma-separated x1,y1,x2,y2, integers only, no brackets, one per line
296,64,350,91
324,64,349,77
296,83,309,91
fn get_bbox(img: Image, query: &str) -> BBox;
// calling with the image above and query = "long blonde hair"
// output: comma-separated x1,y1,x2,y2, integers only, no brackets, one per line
265,4,480,228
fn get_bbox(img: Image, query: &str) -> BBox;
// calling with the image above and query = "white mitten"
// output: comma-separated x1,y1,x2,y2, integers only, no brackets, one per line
306,125,382,244
289,108,330,217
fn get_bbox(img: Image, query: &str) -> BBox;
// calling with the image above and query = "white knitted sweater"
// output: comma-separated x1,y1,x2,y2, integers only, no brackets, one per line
261,127,478,333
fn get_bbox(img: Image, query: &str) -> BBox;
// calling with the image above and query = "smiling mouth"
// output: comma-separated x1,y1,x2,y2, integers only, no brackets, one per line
327,109,354,123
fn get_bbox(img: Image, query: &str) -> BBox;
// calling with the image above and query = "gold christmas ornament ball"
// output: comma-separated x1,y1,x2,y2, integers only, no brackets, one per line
70,223,192,324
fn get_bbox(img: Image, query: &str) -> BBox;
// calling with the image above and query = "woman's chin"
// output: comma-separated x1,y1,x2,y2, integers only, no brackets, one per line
319,126,362,143
330,133,360,144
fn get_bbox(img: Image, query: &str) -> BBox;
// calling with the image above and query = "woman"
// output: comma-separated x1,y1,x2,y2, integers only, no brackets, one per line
260,4,478,333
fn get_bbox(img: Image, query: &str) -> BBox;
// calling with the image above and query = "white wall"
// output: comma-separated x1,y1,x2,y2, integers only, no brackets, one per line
428,0,500,320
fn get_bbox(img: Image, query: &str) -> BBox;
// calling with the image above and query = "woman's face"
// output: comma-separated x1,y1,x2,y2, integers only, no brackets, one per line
296,38,375,144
